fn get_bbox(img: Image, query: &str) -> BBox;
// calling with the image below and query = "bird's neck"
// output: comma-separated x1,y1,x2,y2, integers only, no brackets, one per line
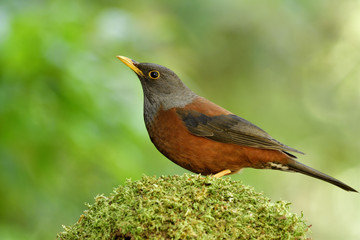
143,95,161,126
143,90,198,126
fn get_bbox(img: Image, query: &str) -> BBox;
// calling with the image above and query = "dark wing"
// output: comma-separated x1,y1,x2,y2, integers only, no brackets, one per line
176,109,304,156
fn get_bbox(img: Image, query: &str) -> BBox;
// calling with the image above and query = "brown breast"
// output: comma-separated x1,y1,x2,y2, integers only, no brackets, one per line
146,97,290,175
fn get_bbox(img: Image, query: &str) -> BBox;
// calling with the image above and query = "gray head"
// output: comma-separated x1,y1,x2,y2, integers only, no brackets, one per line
117,56,197,110
117,56,198,122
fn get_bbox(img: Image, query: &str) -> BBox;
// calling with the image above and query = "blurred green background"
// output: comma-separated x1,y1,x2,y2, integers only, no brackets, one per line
1,0,359,239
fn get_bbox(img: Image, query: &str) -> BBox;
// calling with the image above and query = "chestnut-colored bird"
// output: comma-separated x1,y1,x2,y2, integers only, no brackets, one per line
117,56,357,192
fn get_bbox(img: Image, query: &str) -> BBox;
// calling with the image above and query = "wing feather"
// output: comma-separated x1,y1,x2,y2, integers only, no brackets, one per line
176,109,304,155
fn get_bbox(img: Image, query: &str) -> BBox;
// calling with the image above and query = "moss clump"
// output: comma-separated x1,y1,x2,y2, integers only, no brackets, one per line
58,174,310,239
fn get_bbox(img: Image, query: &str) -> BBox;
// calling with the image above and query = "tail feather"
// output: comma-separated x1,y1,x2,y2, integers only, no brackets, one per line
286,160,358,192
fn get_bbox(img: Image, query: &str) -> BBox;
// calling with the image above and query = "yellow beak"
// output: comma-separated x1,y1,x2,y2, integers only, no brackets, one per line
116,56,145,77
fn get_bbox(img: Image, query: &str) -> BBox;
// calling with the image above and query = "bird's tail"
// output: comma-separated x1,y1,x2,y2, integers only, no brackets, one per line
285,160,357,192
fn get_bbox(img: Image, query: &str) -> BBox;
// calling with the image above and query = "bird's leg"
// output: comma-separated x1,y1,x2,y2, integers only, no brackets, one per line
212,169,232,178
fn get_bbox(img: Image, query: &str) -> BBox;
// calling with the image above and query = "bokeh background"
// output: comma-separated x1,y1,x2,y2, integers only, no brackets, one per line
1,0,360,239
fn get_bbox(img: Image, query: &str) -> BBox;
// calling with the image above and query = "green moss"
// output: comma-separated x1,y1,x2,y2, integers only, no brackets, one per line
57,174,310,239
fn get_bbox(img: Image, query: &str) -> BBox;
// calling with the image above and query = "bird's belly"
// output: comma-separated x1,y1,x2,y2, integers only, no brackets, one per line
146,107,288,175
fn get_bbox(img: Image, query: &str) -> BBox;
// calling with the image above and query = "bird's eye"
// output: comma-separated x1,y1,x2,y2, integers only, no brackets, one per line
149,70,160,79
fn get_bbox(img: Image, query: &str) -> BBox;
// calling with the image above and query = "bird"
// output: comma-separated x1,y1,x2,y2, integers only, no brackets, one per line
117,56,357,192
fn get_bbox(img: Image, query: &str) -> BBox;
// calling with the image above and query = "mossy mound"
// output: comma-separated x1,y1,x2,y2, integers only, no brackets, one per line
58,174,309,239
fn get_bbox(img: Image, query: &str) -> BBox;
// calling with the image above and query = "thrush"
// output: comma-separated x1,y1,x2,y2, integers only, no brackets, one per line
117,56,357,192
